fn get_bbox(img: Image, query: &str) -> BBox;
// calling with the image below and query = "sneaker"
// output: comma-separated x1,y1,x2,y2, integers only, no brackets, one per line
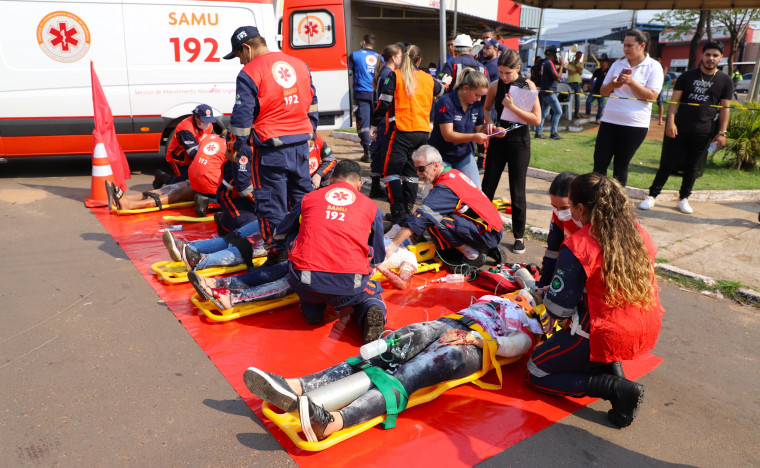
534,133,547,139
362,304,386,343
549,134,564,141
463,253,486,268
162,230,184,262
243,367,298,412
486,246,508,265
181,243,203,271
299,396,335,443
677,198,693,214
194,193,210,217
513,239,526,254
638,196,656,210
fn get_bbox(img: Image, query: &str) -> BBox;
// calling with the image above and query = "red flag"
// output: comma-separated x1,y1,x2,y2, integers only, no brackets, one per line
91,61,130,191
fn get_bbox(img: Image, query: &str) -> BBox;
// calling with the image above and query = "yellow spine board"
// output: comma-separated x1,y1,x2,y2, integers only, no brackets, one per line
111,201,195,215
150,257,265,283
191,292,300,322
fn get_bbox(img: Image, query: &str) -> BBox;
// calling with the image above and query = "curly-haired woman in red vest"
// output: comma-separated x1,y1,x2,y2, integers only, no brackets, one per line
526,173,664,427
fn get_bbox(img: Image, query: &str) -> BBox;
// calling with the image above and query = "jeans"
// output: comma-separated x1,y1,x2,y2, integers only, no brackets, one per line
447,153,482,189
586,94,605,120
538,92,562,137
190,221,261,269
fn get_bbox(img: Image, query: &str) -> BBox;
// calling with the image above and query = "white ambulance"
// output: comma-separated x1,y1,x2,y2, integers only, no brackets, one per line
0,0,351,158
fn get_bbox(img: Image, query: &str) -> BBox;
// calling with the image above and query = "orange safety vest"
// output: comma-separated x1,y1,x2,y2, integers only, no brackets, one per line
188,134,226,195
166,116,212,165
393,69,434,132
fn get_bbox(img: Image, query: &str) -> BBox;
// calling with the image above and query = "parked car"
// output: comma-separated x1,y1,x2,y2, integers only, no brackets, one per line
735,73,753,93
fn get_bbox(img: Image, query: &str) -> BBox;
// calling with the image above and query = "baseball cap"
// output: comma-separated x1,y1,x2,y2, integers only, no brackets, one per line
483,38,499,48
453,34,473,48
545,46,560,56
223,26,260,60
193,104,216,123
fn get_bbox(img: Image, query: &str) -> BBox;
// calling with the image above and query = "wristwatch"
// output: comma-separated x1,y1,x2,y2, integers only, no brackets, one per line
718,131,727,136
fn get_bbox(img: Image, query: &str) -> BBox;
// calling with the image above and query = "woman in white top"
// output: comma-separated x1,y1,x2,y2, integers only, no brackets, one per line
592,29,663,186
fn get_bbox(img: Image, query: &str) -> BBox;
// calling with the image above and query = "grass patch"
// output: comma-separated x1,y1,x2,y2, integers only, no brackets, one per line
655,258,670,263
335,128,357,134
530,132,760,190
656,271,756,304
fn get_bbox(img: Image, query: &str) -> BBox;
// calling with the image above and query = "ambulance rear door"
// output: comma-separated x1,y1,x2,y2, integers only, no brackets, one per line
281,0,350,129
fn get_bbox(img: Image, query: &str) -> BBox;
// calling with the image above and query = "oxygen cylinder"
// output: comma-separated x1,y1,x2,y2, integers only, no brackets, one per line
305,372,374,412
513,267,536,290
360,338,389,360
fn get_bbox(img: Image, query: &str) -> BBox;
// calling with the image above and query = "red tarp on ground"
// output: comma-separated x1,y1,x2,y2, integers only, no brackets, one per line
93,206,663,467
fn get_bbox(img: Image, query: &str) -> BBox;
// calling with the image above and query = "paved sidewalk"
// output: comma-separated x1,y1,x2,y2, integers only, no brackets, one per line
328,131,760,292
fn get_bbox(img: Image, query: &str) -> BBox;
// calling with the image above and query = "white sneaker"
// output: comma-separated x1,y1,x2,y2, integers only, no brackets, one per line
677,198,693,214
638,196,656,210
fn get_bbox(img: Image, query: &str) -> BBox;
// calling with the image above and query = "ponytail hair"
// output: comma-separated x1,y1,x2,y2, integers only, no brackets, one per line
455,68,488,91
399,45,422,97
374,43,402,89
497,48,521,69
569,173,654,307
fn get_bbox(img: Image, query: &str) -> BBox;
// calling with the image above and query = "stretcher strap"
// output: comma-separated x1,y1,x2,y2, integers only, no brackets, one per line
345,357,408,429
445,314,502,391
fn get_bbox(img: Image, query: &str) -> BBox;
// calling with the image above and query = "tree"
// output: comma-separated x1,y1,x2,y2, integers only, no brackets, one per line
654,9,760,74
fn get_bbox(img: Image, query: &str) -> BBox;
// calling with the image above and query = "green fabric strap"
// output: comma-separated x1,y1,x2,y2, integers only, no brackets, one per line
345,357,409,429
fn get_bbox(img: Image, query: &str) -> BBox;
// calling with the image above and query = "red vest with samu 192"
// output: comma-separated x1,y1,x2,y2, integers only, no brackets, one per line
563,224,665,362
188,134,226,195
242,52,314,143
434,169,503,232
289,181,378,275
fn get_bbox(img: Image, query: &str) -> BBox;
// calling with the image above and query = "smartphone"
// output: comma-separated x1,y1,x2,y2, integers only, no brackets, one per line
621,68,632,75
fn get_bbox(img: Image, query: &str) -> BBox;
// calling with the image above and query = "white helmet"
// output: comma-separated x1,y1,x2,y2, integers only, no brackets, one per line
453,34,473,49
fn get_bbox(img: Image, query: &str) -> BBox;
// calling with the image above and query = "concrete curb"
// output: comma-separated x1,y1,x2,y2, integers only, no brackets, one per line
333,131,760,203
737,288,760,305
654,263,716,287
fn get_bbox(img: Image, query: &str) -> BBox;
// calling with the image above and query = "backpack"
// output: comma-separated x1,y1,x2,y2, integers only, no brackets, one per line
530,58,545,83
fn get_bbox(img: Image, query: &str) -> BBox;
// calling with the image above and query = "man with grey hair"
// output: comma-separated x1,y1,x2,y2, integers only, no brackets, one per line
385,145,504,267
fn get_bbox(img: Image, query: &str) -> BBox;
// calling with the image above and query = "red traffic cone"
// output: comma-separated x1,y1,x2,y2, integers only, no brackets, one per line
84,140,116,208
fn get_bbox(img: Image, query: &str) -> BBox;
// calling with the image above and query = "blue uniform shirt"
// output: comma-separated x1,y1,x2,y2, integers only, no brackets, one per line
427,91,484,164
540,60,561,91
479,56,499,83
351,49,380,96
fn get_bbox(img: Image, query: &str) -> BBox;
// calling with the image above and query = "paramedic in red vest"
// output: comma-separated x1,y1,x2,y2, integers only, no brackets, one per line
384,145,504,267
224,25,318,267
526,173,664,428
370,45,446,224
349,33,380,162
275,160,387,343
154,104,216,188
308,134,336,189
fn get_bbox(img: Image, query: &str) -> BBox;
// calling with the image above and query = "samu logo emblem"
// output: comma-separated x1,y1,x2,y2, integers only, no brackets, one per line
37,11,91,63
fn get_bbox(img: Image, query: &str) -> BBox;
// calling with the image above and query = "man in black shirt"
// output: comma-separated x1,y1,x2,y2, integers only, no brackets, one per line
639,41,732,214
585,58,608,122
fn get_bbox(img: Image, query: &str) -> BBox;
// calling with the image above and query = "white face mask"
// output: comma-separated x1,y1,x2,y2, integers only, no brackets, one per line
573,217,584,228
198,121,211,130
553,207,573,222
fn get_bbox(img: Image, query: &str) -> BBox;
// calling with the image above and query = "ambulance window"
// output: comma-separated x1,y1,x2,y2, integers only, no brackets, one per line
290,10,335,49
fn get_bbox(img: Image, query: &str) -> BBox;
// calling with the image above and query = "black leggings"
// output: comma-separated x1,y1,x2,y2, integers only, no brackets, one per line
481,132,531,239
297,319,481,428
592,122,648,186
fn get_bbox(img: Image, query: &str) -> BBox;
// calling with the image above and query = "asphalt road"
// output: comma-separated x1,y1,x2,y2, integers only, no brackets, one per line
1,154,758,467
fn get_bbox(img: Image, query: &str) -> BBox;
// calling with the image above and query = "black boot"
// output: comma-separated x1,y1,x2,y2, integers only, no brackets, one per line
369,177,388,200
586,374,645,428
152,169,171,189
261,249,288,267
384,203,408,225
404,200,416,215
591,361,625,379
194,193,210,216
360,145,370,163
